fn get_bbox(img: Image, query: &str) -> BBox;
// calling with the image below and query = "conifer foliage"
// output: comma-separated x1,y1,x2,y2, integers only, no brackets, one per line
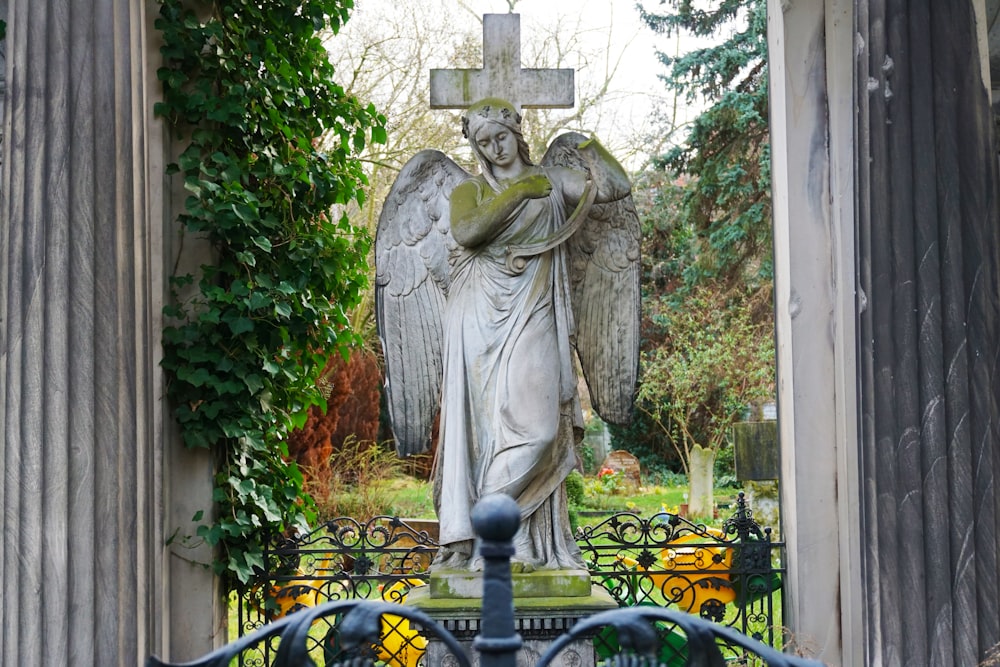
631,1,774,507
640,0,771,295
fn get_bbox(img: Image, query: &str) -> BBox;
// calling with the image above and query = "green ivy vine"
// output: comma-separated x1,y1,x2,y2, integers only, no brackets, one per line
154,0,385,586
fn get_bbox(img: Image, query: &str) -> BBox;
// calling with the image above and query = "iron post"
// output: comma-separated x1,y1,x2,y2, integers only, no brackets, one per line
471,493,523,667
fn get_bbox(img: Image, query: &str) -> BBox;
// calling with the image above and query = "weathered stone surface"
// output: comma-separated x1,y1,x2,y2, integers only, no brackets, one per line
411,584,617,667
744,481,780,537
0,3,221,664
770,1,1000,664
0,3,166,665
767,2,854,662
430,14,573,110
378,89,639,573
732,421,779,481
687,445,715,518
428,568,592,599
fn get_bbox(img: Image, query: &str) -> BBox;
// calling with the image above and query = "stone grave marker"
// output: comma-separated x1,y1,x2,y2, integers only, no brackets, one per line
599,449,641,489
732,420,779,481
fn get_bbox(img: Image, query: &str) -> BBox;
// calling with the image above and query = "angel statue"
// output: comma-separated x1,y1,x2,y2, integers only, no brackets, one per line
375,98,640,572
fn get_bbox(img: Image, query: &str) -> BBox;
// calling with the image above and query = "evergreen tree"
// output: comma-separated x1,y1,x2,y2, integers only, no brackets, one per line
640,0,771,298
626,0,775,512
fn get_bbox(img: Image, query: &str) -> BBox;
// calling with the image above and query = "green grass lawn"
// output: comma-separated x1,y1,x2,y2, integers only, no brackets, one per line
370,475,740,524
352,476,737,536
376,476,435,519
579,485,737,514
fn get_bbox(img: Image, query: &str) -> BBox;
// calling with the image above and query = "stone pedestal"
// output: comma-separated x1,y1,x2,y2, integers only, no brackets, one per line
408,570,618,667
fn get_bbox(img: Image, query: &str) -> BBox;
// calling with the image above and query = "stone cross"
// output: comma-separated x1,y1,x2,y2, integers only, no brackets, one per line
430,13,574,111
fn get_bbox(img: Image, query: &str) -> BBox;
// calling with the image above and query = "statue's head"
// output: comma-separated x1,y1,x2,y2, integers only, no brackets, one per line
463,98,533,187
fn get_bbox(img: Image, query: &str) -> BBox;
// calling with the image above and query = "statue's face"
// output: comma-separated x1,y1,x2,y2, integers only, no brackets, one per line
474,123,519,169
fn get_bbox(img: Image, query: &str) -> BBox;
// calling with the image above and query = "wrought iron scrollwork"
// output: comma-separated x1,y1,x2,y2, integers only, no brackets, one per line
233,493,786,665
536,606,825,667
153,494,807,667
148,600,469,667
238,516,441,664
574,493,784,648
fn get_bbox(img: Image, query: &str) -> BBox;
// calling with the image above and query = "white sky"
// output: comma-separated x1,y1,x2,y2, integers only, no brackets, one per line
469,0,709,168
341,0,705,170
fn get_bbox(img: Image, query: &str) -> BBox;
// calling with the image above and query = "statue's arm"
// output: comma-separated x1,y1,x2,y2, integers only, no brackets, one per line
450,175,552,248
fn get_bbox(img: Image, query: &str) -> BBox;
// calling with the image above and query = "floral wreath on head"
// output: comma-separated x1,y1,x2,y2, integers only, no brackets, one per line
461,98,522,139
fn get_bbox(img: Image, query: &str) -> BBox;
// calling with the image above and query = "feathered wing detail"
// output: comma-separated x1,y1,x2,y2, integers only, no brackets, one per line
542,133,641,425
375,150,471,456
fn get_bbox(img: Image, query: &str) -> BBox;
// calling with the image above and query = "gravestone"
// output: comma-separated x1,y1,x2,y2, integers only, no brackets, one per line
732,420,779,481
599,449,641,489
733,415,780,535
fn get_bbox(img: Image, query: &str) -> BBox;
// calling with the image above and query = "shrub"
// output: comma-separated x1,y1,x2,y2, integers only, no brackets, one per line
305,436,404,522
565,469,586,507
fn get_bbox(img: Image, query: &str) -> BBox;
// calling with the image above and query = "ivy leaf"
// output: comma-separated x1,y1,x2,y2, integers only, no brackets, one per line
177,366,214,388
235,250,257,266
227,317,254,336
289,409,309,430
243,373,264,393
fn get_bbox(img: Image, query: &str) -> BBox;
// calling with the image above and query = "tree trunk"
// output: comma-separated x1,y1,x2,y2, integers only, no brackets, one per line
688,444,716,518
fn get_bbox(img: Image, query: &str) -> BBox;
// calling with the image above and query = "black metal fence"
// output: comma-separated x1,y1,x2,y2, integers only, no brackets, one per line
236,492,784,666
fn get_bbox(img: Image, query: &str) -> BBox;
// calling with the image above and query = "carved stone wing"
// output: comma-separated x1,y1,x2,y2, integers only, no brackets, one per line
375,150,471,456
542,133,641,425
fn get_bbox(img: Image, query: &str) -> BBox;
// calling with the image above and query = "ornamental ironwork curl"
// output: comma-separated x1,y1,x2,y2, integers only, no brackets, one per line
538,606,824,667
151,600,469,667
237,516,440,666
573,493,784,646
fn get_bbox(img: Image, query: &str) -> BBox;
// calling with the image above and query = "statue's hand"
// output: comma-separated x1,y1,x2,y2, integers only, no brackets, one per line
518,173,553,200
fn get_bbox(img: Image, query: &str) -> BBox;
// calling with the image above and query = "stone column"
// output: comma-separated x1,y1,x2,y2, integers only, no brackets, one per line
767,1,861,664
0,1,187,664
771,0,1000,664
856,1,1000,664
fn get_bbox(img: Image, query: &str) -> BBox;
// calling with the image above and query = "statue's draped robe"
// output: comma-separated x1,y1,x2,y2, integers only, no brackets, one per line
434,169,584,568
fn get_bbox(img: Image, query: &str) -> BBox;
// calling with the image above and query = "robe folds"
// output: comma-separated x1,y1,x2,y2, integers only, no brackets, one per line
433,169,585,569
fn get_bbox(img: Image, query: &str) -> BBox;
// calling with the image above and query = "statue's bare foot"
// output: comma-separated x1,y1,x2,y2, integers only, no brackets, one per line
510,560,536,574
433,550,470,570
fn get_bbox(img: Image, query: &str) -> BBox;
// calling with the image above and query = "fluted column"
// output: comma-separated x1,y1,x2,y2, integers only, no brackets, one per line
857,1,1000,664
0,1,165,665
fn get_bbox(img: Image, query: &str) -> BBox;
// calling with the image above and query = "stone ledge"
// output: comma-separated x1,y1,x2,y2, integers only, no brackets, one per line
428,568,593,599
405,583,619,637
